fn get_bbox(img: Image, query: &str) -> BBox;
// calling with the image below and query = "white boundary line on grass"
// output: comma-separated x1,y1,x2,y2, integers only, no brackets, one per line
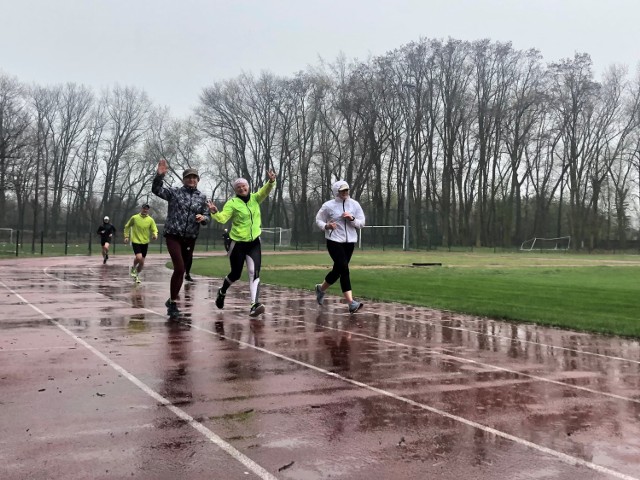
0,279,278,480
20,267,640,480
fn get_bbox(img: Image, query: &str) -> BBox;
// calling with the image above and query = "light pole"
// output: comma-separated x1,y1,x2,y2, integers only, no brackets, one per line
403,83,415,251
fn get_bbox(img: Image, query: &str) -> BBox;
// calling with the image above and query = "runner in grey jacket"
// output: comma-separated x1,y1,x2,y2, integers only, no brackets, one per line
152,159,209,317
314,180,366,313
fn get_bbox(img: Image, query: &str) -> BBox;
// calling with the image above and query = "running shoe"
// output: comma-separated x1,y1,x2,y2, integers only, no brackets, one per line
185,273,194,282
165,299,180,317
215,288,225,309
249,302,265,317
130,266,137,278
348,300,363,314
315,284,325,305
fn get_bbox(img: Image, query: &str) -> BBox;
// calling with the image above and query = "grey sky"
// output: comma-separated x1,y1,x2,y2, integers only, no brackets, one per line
2,0,639,116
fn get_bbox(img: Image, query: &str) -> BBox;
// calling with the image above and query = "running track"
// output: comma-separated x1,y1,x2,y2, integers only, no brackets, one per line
1,255,640,479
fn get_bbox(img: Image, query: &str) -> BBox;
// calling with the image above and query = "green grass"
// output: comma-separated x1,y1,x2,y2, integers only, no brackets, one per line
190,250,640,338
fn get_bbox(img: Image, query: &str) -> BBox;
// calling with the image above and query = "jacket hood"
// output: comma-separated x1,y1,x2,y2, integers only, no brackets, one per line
331,180,350,198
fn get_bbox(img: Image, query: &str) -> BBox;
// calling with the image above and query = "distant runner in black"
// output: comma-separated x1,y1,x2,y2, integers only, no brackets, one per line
97,216,116,264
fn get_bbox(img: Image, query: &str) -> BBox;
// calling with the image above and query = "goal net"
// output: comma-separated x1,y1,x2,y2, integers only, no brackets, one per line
262,227,292,247
520,236,571,251
0,228,14,244
358,225,405,249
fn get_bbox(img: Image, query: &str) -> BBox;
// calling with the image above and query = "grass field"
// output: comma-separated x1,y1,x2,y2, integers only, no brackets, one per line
190,250,640,338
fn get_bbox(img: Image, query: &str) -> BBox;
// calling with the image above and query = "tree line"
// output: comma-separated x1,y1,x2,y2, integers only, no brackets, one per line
2,37,640,250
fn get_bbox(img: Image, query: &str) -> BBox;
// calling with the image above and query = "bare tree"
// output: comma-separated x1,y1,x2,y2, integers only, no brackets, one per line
100,85,152,214
0,73,30,226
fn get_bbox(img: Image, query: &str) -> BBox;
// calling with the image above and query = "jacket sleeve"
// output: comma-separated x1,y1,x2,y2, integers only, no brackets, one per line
315,203,328,231
97,226,103,235
255,180,275,203
123,217,133,238
152,174,173,201
351,200,365,229
211,199,234,224
151,218,158,237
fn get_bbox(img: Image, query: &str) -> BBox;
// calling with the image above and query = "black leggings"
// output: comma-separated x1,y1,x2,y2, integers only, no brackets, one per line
325,240,355,292
221,237,262,304
165,235,196,300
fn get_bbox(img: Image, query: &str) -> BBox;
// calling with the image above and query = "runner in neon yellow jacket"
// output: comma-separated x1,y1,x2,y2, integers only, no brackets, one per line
207,171,276,317
123,204,158,283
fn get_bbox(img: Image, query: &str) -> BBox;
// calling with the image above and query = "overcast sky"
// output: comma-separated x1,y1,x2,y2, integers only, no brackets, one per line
2,0,639,117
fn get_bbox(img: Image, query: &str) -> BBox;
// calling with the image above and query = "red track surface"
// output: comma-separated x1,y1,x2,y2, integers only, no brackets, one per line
1,254,639,480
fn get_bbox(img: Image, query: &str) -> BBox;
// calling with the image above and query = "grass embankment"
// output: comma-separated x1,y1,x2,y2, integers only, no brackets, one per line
190,250,640,338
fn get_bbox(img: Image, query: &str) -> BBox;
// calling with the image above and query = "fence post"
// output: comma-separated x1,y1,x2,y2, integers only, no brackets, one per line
64,230,68,255
15,230,20,257
40,231,44,255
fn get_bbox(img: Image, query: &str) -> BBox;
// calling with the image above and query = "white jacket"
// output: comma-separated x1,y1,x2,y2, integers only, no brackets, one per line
315,181,366,243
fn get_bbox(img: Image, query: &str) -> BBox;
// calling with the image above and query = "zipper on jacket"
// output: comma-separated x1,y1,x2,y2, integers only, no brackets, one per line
342,199,349,242
248,200,254,241
183,189,195,237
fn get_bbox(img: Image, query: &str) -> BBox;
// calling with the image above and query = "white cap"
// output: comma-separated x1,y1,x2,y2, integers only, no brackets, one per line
103,216,109,222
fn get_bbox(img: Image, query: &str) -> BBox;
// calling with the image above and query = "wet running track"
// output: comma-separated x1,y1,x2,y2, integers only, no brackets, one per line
1,255,640,480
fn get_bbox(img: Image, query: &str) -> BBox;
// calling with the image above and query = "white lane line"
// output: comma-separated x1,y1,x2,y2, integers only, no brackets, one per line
0,280,278,480
184,320,639,480
40,266,634,369
304,318,640,404
268,289,640,366
11,269,640,479
39,266,640,404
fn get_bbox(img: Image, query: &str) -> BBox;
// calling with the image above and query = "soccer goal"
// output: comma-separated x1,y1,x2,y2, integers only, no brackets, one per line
358,225,405,250
520,236,571,251
0,228,14,244
262,227,292,247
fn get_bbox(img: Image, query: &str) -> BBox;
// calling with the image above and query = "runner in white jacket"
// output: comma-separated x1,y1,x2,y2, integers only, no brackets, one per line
314,180,366,313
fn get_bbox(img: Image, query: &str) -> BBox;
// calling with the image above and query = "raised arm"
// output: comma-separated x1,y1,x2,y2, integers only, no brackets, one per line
152,159,173,201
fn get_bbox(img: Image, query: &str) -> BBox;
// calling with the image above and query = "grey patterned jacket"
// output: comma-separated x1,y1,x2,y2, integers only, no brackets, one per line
152,174,209,238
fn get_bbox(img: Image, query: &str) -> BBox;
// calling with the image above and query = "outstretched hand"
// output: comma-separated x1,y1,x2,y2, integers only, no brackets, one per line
267,170,276,183
207,199,218,214
157,158,168,175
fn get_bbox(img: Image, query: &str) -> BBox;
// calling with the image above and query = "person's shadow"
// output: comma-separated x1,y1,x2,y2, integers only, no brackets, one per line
249,319,265,347
319,312,353,372
160,320,193,406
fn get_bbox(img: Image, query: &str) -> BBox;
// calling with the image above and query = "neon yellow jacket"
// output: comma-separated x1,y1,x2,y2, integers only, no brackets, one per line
211,181,275,242
124,214,158,244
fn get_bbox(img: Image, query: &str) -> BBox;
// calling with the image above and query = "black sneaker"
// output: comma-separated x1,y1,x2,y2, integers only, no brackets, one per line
185,273,194,282
315,284,325,305
103,254,108,264
249,302,265,317
214,320,225,339
215,289,225,309
165,299,180,317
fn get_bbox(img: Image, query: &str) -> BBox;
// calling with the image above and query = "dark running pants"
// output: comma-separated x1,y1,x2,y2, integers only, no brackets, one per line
165,234,197,300
325,240,355,292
